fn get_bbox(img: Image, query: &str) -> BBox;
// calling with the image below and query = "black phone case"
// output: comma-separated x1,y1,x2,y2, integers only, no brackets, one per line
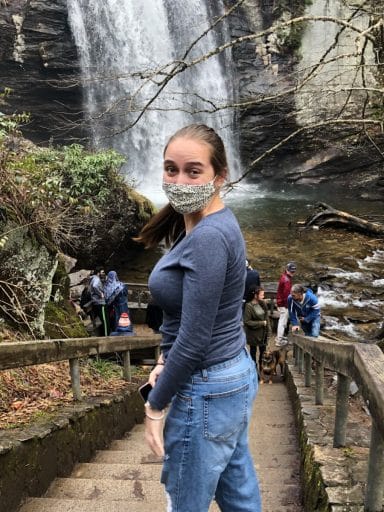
139,382,152,402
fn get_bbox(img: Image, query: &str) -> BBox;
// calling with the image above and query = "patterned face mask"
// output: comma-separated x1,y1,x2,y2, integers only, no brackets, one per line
162,177,217,214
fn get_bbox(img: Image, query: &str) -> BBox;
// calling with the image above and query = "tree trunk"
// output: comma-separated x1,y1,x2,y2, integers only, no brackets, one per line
299,203,384,236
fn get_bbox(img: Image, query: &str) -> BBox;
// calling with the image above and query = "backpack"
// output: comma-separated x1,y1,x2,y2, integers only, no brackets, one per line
307,283,319,295
80,285,92,311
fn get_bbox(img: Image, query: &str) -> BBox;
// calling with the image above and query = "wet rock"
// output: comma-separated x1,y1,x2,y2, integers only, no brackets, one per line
0,0,83,144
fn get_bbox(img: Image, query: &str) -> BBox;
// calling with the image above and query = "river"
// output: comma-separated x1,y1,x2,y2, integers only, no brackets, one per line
117,182,384,343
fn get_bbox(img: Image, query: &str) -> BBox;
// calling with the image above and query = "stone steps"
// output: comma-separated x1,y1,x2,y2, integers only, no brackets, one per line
20,379,303,511
72,462,161,480
45,477,164,501
19,498,164,512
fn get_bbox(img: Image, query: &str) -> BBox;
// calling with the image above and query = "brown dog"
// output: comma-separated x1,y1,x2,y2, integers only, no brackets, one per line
260,349,286,384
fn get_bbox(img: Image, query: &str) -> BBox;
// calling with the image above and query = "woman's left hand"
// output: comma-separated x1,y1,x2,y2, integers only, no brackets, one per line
148,363,164,387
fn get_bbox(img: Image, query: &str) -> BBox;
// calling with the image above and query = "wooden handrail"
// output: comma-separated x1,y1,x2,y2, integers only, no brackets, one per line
292,333,384,512
0,334,161,401
0,334,162,371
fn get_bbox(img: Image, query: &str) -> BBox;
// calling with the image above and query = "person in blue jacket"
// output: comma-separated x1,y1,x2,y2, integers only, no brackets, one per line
288,284,320,337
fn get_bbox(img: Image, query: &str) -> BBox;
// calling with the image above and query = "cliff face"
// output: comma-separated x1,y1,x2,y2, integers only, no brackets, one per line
227,0,384,199
0,0,84,143
0,0,383,198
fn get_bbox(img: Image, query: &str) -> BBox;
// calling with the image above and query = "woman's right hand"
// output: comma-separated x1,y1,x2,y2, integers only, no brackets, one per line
144,404,165,457
148,363,164,387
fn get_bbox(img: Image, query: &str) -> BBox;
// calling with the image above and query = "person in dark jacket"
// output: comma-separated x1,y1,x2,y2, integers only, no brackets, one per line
243,259,261,301
89,267,109,336
243,285,270,377
288,284,321,337
104,270,129,332
276,262,296,346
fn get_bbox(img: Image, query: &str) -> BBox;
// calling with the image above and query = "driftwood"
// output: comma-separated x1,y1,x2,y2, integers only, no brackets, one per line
299,202,384,236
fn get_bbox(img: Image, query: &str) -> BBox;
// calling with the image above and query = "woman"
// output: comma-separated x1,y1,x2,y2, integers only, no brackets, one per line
243,285,270,377
103,270,129,332
136,124,261,511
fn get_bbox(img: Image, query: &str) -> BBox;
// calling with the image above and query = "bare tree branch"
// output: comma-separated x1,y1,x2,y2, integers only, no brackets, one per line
228,118,384,187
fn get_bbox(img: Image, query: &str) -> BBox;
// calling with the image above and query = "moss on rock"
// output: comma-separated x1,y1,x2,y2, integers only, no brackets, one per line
44,301,88,339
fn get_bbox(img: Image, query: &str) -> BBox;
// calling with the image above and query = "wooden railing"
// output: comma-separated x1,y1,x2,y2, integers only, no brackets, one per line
0,334,161,401
125,282,151,308
125,281,279,307
292,333,384,512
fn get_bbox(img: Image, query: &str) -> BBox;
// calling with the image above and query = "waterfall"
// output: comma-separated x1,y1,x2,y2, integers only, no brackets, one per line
66,0,238,197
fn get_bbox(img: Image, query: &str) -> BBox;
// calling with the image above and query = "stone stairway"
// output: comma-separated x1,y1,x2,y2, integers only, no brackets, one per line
20,381,302,512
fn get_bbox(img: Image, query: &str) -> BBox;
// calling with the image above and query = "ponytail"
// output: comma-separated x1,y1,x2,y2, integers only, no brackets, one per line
134,203,184,249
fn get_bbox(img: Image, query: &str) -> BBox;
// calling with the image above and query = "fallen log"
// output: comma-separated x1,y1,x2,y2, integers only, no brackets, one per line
299,202,384,236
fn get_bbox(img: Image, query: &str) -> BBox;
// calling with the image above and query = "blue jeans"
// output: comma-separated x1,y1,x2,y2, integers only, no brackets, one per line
302,316,320,337
161,349,261,512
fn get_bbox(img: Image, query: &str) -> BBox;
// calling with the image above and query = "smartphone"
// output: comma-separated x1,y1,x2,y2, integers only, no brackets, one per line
139,382,153,402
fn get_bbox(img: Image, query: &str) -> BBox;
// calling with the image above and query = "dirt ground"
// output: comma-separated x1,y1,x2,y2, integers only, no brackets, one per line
0,359,150,430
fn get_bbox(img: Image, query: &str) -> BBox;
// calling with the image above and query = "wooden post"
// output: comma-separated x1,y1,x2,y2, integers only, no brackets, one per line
69,358,81,401
365,420,384,512
304,352,312,387
298,347,304,374
123,350,131,382
333,373,351,447
315,361,324,405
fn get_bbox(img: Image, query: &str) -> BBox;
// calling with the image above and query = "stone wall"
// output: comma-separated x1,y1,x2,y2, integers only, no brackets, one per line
286,361,372,511
0,388,144,512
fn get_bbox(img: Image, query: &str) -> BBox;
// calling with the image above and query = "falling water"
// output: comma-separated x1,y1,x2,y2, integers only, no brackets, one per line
66,0,238,195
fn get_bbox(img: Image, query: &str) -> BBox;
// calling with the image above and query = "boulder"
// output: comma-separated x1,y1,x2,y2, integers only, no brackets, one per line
0,220,58,337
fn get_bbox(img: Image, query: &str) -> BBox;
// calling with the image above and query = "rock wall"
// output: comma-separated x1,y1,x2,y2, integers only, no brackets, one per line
227,0,384,199
0,0,84,144
226,0,304,177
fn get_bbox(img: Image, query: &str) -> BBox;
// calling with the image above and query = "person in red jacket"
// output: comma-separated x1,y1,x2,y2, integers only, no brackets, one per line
276,262,296,346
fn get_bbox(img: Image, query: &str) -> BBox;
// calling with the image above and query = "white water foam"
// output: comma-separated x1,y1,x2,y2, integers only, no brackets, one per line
67,0,238,197
317,288,349,309
322,316,358,337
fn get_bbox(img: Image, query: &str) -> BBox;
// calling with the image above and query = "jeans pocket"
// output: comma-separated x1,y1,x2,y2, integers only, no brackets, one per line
203,383,249,441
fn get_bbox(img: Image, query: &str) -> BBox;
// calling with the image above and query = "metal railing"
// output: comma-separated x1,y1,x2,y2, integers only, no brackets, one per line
0,334,161,401
292,333,384,512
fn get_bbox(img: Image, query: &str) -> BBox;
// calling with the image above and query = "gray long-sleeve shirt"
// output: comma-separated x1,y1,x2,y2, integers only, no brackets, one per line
148,207,246,410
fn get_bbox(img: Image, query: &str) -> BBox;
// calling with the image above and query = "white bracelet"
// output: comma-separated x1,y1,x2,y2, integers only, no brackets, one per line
144,401,165,420
145,410,165,421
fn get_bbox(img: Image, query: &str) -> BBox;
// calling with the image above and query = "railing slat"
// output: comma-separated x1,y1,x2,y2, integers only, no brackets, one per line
365,419,384,512
69,357,81,401
304,352,312,386
315,360,324,405
298,346,304,373
122,350,131,382
334,373,351,447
